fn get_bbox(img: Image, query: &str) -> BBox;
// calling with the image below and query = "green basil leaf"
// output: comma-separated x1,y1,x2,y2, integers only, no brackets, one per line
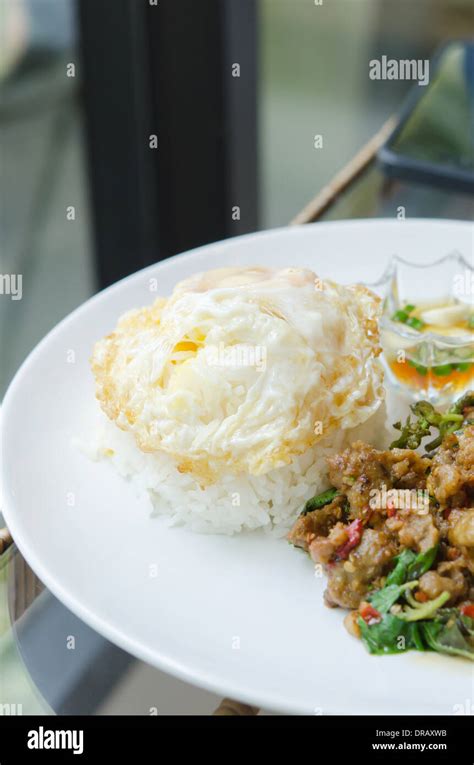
301,487,338,514
368,582,417,614
386,549,416,586
421,614,474,661
406,545,439,580
358,614,425,655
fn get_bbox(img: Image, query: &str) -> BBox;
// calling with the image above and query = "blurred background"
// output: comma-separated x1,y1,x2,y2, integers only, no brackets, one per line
1,0,474,396
0,0,473,715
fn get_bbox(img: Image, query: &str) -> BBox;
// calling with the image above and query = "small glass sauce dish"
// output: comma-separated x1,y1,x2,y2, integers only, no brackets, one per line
373,252,473,405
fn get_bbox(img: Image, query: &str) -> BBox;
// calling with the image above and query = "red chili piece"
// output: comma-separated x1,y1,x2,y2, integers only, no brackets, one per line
359,602,382,624
334,518,363,561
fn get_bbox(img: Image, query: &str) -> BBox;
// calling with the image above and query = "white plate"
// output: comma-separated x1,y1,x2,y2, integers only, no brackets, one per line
2,220,473,715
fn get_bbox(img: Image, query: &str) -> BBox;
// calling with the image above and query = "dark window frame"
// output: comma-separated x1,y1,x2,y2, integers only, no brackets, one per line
77,0,258,289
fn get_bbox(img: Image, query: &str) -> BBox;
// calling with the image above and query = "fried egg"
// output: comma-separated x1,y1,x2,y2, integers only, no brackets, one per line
91,267,384,481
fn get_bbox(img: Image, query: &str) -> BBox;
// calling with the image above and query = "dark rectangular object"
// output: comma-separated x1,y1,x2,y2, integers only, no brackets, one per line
77,0,258,289
378,41,474,195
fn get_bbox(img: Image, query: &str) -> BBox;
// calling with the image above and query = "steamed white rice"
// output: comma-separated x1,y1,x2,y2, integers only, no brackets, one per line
86,403,388,536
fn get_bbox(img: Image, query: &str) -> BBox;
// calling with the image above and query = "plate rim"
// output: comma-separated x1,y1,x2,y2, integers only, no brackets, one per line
2,217,473,714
